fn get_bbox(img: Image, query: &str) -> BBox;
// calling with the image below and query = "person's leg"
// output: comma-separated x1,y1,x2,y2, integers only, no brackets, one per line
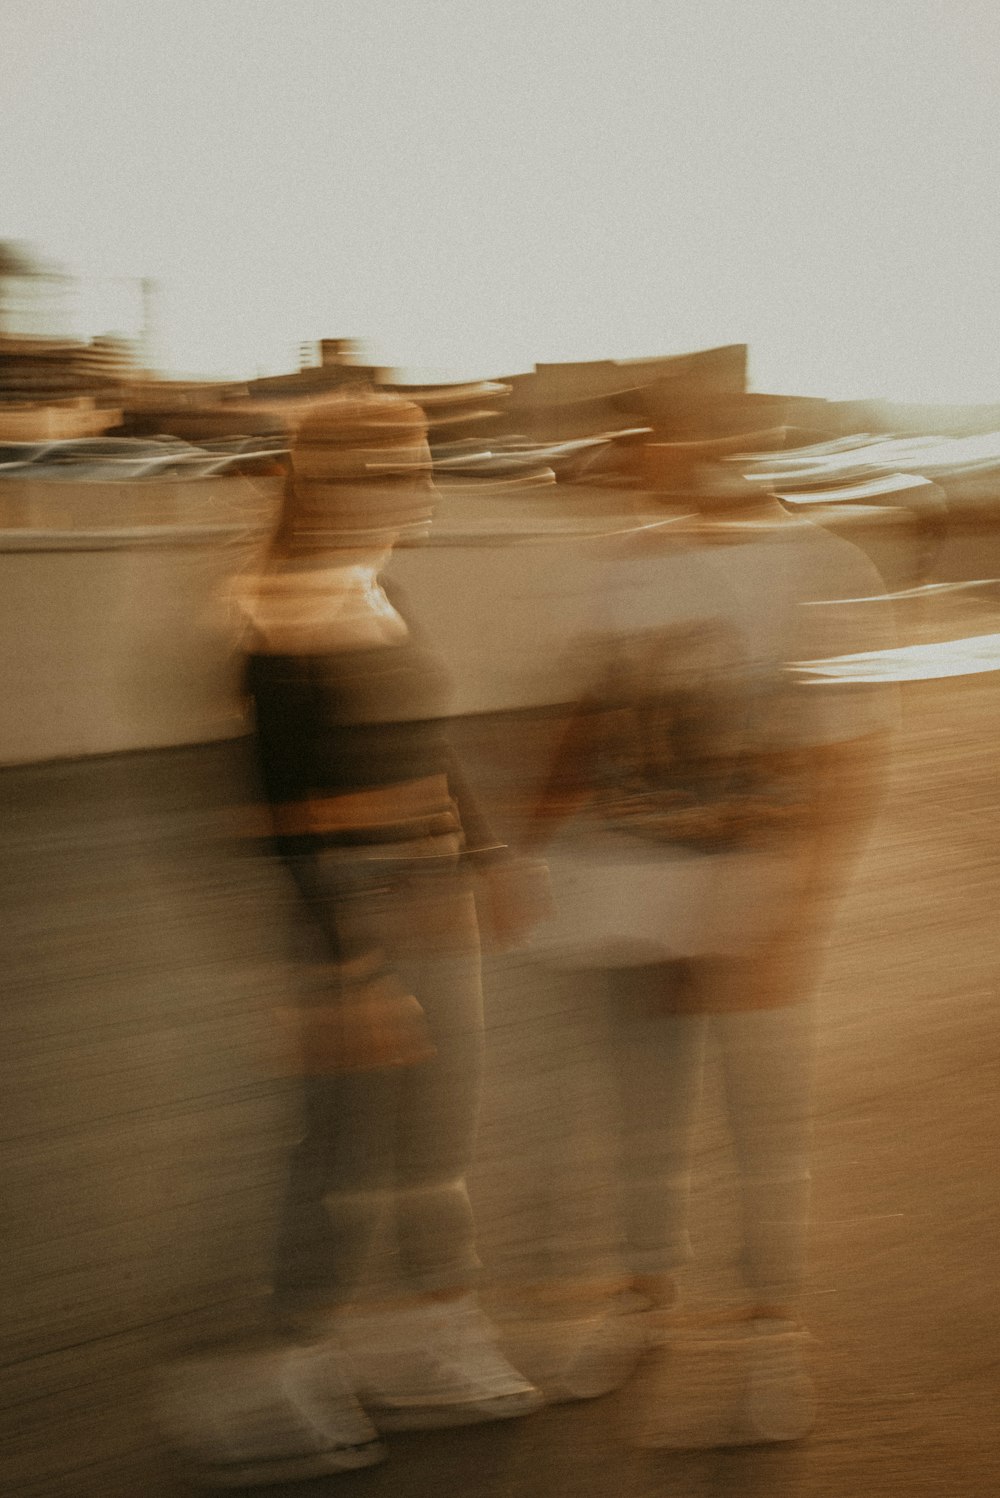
272,1066,397,1327
713,998,816,1317
275,857,483,1304
390,869,484,1298
271,854,405,1327
333,865,541,1427
552,962,707,1400
710,995,819,1442
602,962,708,1303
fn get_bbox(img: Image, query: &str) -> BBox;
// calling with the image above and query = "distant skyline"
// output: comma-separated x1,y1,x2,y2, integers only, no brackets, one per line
3,0,999,399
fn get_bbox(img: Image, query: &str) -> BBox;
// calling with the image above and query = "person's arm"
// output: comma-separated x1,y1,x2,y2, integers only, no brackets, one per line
433,739,553,950
741,728,891,1007
797,730,890,891
439,747,506,865
519,696,620,850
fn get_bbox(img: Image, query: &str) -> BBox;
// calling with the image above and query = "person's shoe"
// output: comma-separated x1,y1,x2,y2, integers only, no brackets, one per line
551,1290,663,1401
632,1319,816,1449
156,1342,385,1488
743,1319,816,1442
338,1296,544,1430
631,1330,749,1449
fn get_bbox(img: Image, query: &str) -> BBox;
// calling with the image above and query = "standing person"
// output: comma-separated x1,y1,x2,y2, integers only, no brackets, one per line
159,390,542,1488
523,458,893,1442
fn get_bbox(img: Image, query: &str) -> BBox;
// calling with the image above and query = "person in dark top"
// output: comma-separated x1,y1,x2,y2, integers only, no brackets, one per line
159,391,542,1488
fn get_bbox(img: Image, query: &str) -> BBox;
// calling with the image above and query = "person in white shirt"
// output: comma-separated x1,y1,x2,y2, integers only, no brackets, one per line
522,458,895,1442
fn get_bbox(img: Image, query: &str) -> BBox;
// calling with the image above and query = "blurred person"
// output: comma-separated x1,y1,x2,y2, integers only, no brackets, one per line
158,390,544,1488
521,455,894,1443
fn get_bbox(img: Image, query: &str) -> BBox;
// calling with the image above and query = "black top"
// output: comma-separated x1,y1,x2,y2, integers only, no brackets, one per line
248,643,450,792
245,640,494,857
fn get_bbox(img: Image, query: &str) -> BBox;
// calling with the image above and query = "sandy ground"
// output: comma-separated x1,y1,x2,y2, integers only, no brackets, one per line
2,594,999,1497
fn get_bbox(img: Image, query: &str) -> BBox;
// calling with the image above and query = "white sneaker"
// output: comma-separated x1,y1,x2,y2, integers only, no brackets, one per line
743,1320,816,1442
632,1319,816,1449
553,1291,662,1401
339,1297,544,1430
632,1333,747,1449
156,1343,384,1488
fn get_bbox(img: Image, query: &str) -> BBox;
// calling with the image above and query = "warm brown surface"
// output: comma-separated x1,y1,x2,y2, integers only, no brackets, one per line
2,611,999,1495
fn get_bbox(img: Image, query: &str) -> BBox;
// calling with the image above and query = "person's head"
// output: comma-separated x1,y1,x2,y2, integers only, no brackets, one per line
635,442,781,524
236,391,435,651
271,389,434,564
685,460,775,514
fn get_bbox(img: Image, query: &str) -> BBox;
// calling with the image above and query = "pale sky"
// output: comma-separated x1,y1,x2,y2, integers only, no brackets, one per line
3,0,999,400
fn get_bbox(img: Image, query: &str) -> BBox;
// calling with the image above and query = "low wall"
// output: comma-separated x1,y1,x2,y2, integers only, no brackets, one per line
0,476,282,765
0,475,974,765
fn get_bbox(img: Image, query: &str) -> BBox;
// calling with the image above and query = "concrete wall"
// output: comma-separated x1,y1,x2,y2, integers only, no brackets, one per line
0,474,974,766
0,476,282,765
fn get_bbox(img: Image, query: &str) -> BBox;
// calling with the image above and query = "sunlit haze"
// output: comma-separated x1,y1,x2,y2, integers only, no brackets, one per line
3,0,999,398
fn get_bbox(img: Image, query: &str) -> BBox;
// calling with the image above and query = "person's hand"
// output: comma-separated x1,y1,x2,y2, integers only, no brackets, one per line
273,971,435,1074
475,854,553,952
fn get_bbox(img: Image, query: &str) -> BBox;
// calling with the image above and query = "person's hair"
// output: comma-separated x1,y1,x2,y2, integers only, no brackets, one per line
262,390,429,563
262,465,300,565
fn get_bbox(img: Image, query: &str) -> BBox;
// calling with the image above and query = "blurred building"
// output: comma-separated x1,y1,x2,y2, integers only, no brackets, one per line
0,241,148,439
487,344,756,443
